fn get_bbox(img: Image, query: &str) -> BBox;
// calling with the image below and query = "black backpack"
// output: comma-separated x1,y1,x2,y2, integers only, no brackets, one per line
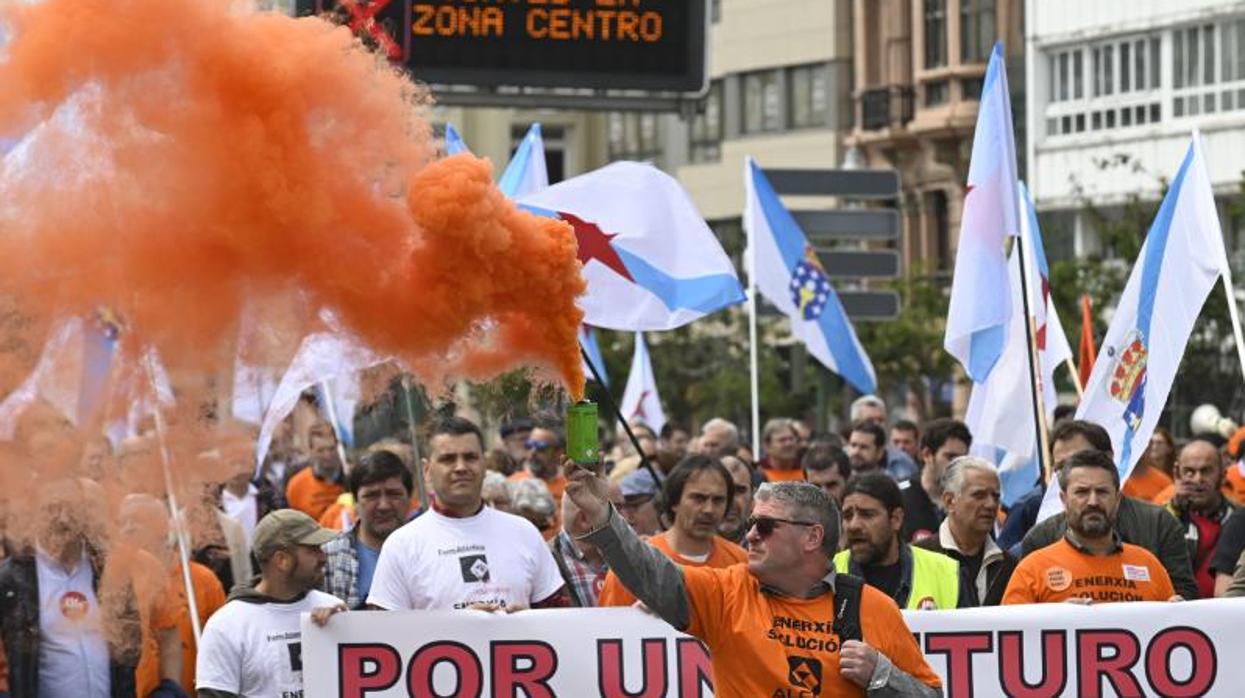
832,573,865,643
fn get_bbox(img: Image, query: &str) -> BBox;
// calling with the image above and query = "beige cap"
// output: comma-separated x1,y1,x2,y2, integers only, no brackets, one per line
252,509,337,562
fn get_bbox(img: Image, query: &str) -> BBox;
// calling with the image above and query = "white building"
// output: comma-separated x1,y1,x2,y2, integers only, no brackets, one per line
1026,0,1245,258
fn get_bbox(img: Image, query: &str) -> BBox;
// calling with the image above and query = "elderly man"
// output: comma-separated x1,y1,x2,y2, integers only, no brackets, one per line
618,469,664,537
915,458,1016,607
758,418,803,482
1004,450,1177,604
696,418,740,458
549,481,624,607
1163,440,1236,599
564,468,941,697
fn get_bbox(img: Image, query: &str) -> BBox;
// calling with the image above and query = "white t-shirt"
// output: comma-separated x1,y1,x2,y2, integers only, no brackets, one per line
195,589,340,698
367,506,564,611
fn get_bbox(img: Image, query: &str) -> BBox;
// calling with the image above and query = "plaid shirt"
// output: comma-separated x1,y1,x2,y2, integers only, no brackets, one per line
322,527,362,609
550,531,608,607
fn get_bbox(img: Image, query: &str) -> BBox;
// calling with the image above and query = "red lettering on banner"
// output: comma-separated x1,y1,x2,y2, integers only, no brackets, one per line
997,630,1068,697
339,644,401,698
924,632,992,698
676,638,714,697
491,641,557,698
597,638,669,698
1144,626,1217,697
1077,630,1143,698
407,642,483,698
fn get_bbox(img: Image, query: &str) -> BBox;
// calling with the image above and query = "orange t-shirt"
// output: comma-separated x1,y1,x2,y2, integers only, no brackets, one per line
763,467,806,483
113,549,183,697
1152,480,1237,507
319,500,357,531
1002,538,1175,604
1226,465,1245,505
1122,465,1173,503
599,532,748,607
680,564,941,698
508,469,568,540
285,467,345,521
175,561,227,694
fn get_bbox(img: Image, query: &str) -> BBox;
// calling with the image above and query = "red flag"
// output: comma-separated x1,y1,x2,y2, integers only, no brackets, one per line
1078,295,1096,390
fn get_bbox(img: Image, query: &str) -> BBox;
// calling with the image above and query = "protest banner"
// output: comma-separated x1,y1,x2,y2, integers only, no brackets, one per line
303,600,1245,697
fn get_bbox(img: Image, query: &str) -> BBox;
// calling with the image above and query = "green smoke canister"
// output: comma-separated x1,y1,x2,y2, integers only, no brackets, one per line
566,400,600,466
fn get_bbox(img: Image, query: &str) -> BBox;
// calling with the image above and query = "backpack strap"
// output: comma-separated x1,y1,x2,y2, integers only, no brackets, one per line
832,573,865,643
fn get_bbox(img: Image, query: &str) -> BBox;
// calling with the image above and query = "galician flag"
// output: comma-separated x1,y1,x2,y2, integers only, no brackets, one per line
965,182,1073,505
519,162,745,331
1039,134,1231,521
619,332,665,433
945,41,1020,383
499,123,548,199
744,158,876,395
444,123,469,156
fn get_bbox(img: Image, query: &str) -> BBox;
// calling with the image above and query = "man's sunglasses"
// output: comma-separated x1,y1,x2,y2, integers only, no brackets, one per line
524,439,554,451
745,516,817,538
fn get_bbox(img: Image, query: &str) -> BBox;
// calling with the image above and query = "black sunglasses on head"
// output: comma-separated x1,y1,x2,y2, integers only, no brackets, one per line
745,515,817,538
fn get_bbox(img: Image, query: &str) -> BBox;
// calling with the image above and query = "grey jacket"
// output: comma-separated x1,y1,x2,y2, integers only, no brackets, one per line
1020,495,1199,599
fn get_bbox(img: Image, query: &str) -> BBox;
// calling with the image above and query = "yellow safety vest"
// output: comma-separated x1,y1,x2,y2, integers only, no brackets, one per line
834,545,960,610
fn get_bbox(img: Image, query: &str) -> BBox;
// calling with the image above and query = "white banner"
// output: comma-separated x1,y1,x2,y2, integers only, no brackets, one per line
303,600,1245,697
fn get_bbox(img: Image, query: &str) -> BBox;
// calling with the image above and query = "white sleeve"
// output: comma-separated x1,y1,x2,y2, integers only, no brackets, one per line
527,525,566,603
366,538,412,610
195,610,243,692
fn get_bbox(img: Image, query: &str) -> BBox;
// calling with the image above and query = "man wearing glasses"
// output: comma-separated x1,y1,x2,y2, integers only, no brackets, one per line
564,468,941,697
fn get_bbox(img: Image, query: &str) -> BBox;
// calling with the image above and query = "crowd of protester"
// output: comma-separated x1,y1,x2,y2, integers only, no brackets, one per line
4,389,1245,697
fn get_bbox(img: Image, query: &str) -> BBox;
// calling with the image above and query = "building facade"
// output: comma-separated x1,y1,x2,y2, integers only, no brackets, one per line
1026,0,1245,260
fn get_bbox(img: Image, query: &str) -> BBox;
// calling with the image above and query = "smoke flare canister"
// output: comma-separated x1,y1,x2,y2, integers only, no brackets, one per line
567,401,599,466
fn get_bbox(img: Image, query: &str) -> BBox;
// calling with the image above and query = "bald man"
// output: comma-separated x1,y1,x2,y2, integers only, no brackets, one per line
1165,440,1237,599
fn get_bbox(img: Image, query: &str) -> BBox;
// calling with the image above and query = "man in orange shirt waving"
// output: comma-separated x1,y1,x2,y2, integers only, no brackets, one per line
1004,449,1178,604
566,466,941,697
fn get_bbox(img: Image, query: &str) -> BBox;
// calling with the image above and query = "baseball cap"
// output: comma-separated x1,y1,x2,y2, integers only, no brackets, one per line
252,509,337,562
621,468,661,500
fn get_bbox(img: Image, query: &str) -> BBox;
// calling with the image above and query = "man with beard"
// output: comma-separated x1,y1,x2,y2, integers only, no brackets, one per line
717,456,754,544
321,450,414,609
803,441,851,507
599,456,747,607
1163,440,1236,599
1003,450,1177,604
846,421,918,482
195,510,344,697
508,418,569,537
834,472,961,610
284,421,346,521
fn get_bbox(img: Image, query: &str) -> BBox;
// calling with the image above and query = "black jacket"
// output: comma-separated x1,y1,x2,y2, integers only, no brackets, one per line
1021,496,1200,599
0,549,139,698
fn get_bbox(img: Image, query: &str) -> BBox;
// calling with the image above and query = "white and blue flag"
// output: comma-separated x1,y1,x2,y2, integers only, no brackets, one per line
444,123,469,156
744,158,876,395
499,123,548,199
1040,134,1230,521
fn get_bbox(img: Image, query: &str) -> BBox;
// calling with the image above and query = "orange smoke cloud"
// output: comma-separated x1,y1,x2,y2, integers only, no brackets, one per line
0,0,586,398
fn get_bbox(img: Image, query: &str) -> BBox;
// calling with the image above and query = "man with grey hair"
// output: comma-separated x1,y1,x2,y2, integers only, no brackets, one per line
696,418,740,458
915,457,1016,607
758,418,803,482
563,465,942,696
849,395,888,425
845,396,919,484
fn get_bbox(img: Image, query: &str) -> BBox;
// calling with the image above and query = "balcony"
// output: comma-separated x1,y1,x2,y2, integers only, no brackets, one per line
861,86,915,131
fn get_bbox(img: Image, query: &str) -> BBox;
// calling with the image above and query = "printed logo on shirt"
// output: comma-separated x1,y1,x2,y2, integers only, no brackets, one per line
59,591,88,620
459,554,491,583
1045,566,1072,592
1122,564,1152,582
787,656,822,695
287,641,303,672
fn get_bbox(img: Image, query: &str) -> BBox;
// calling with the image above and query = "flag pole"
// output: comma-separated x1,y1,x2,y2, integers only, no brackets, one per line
1221,271,1245,386
579,345,663,485
746,212,762,460
1065,358,1084,398
1015,231,1052,485
318,379,352,472
142,352,203,645
400,374,429,511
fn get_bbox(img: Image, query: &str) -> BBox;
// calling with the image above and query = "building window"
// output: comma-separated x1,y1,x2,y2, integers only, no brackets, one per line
1173,19,1245,118
960,0,995,64
690,81,723,163
742,69,783,133
925,80,949,106
1042,32,1163,139
789,64,830,128
924,0,947,69
607,113,661,164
